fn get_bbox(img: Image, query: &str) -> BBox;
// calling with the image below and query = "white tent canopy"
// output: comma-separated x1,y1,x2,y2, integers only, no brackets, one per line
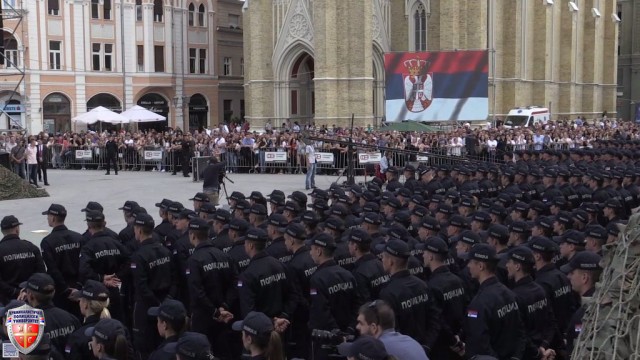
72,106,129,124
120,105,166,123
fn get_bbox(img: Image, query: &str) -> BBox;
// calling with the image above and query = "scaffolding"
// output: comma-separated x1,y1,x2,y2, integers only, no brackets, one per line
0,0,26,131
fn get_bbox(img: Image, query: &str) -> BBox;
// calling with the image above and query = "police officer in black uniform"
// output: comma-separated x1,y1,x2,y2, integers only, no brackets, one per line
265,214,293,263
80,201,120,243
181,133,194,177
147,299,188,360
506,246,557,360
307,232,361,360
348,229,389,302
64,280,111,360
560,251,602,355
130,213,175,359
237,228,296,324
377,239,441,355
0,215,46,304
171,209,196,309
420,236,467,360
40,204,83,317
186,218,237,359
79,210,130,323
153,199,174,243
104,134,118,175
226,219,251,274
117,200,139,252
211,209,233,251
463,244,525,359
20,273,81,355
283,223,317,359
528,236,575,357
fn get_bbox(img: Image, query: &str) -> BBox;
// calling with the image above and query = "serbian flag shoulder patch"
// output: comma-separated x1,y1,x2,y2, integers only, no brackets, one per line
467,310,478,318
130,263,137,269
237,280,243,287
575,323,582,333
310,288,318,296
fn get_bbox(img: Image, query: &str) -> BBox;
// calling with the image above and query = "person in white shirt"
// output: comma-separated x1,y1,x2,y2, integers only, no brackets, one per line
486,136,498,161
25,137,39,187
305,140,316,190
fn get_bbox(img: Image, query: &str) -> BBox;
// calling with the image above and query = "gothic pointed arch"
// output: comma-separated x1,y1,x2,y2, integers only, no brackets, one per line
273,42,315,122
272,0,314,68
407,0,429,51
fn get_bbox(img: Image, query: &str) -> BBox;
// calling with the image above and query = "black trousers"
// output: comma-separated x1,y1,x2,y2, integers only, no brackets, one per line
105,155,118,174
191,309,232,360
37,162,48,184
133,301,161,359
182,156,190,176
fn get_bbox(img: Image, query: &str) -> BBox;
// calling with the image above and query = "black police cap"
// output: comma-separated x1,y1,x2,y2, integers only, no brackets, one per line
416,236,449,255
189,218,210,231
42,203,67,216
528,236,558,254
0,215,22,230
375,239,410,259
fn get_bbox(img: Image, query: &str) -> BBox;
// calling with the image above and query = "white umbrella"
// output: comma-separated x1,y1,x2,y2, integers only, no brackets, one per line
72,106,129,125
121,105,167,123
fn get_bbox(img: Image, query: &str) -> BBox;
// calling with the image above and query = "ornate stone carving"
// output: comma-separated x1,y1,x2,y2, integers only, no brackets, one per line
372,15,381,44
289,14,310,39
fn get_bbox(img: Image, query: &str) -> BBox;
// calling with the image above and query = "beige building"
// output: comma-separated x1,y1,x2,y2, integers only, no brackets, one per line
0,0,244,134
243,0,620,128
617,0,639,121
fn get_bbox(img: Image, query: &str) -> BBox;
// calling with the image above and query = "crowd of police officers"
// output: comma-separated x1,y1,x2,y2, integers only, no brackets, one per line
0,142,637,360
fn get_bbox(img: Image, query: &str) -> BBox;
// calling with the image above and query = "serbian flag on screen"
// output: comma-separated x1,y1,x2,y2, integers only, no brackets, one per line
384,50,489,122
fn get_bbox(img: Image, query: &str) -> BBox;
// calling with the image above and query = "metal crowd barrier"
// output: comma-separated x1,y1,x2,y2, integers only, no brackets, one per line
42,141,580,177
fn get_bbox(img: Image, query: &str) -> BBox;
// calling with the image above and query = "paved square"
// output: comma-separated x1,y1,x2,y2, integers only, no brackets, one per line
0,169,365,246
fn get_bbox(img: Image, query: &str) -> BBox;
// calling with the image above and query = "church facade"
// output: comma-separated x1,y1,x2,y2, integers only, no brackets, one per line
243,0,619,128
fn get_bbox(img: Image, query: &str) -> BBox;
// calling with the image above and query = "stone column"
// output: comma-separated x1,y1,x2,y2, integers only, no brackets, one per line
243,0,274,129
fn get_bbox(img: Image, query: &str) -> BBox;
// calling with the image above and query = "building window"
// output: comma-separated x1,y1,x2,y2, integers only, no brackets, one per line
47,0,59,15
136,0,142,21
240,58,244,76
91,0,100,19
229,14,239,29
104,0,112,20
188,3,195,26
413,3,427,51
189,48,207,74
199,49,206,74
92,43,101,71
223,100,232,122
223,57,232,76
198,4,206,27
49,41,62,70
189,48,197,74
2,35,19,68
154,0,163,22
104,44,113,71
137,45,144,71
154,45,165,72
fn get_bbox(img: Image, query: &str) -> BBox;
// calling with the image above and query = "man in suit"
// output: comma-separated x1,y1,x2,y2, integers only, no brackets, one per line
105,134,118,175
36,136,50,186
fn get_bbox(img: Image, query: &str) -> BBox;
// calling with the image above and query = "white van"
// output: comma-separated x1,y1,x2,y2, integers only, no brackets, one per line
504,106,550,128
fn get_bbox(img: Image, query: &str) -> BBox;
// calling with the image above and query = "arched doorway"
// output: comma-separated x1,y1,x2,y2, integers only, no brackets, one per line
43,93,71,133
188,94,208,131
289,52,314,126
137,93,169,131
373,48,385,128
87,93,122,132
87,93,121,112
